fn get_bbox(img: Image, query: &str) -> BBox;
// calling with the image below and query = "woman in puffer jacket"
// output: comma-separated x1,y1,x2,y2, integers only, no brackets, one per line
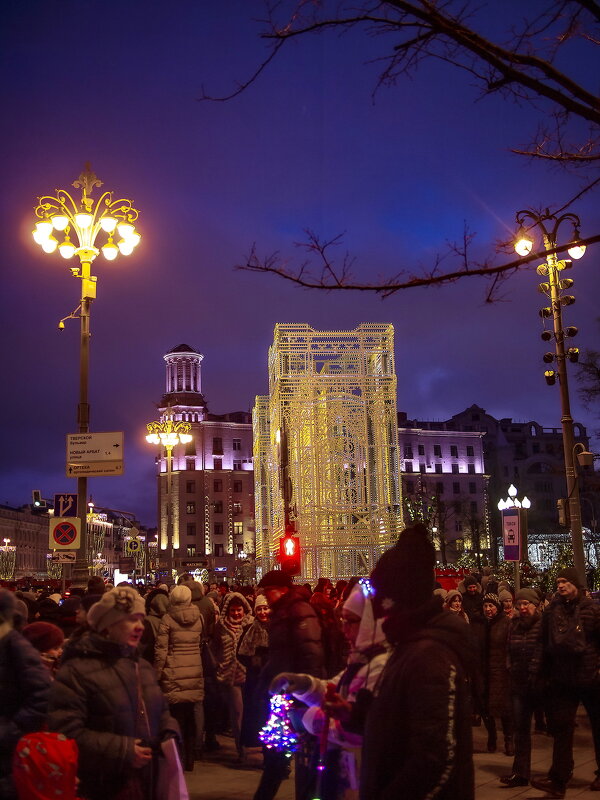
270,582,390,800
154,584,203,771
211,591,252,760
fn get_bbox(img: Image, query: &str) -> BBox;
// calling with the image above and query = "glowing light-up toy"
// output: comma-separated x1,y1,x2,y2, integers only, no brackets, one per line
259,694,300,757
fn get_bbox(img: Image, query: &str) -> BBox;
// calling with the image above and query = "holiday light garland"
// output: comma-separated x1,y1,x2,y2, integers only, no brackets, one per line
259,694,300,756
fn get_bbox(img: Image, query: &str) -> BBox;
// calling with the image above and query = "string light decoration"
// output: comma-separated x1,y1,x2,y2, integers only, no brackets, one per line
259,694,300,756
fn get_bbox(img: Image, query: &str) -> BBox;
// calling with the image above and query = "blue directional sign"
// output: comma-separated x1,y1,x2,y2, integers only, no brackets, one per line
54,493,78,518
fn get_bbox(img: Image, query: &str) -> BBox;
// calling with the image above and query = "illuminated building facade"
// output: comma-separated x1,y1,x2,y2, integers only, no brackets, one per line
254,324,402,581
153,345,255,579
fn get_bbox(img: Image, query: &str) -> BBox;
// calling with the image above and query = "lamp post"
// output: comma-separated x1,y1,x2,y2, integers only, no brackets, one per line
146,414,193,582
498,484,532,591
514,209,588,585
33,164,141,582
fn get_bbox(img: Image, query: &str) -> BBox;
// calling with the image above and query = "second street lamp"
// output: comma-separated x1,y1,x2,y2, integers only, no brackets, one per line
146,415,193,581
514,208,587,585
33,164,141,581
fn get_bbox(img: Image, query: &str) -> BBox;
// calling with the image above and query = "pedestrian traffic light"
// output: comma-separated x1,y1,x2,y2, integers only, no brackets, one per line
557,498,570,527
31,490,46,509
279,534,301,575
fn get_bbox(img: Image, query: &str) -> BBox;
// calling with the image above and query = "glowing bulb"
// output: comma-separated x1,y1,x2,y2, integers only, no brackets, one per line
117,222,135,239
522,496,531,509
102,241,119,261
497,499,506,511
179,433,193,444
32,229,46,245
508,484,517,498
41,236,58,253
51,214,69,231
118,239,134,256
74,212,93,228
100,215,117,233
58,239,76,259
146,433,160,444
515,236,533,257
567,243,586,260
128,232,141,247
36,220,53,237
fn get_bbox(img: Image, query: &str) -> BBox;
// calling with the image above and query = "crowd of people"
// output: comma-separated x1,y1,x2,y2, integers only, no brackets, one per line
1,528,600,800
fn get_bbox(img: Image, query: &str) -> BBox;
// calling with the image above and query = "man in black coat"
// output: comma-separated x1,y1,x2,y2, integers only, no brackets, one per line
253,570,325,800
0,589,51,799
360,525,475,800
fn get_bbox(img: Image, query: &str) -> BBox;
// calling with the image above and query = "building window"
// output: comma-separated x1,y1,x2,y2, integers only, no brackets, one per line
186,459,195,470
213,479,223,492
186,545,196,557
466,445,474,457
455,521,463,533
233,438,241,451
453,482,460,494
233,502,242,515
452,464,459,474
234,521,243,536
403,446,413,459
214,522,223,536
434,463,442,474
467,464,475,474
469,482,476,494
470,501,478,513
233,460,242,471
212,437,223,455
419,463,426,474
433,444,442,457
186,481,195,493
450,445,458,458
213,458,222,470
213,501,223,514
186,502,196,514
187,523,196,537
418,444,425,456
233,480,242,493
404,461,413,473
436,482,444,494
215,543,224,556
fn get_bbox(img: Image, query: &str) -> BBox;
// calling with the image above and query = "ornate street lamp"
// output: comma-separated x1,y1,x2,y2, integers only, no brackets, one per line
514,209,588,585
33,165,141,582
146,415,193,580
498,484,532,591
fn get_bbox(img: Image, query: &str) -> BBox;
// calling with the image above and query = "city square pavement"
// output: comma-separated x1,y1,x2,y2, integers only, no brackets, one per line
186,709,599,799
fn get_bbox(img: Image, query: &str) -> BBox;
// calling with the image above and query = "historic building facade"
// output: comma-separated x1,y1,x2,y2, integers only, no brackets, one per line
254,324,402,580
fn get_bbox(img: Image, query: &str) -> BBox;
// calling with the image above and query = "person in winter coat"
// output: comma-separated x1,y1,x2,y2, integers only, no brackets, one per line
499,589,515,619
271,581,390,800
238,595,271,749
461,576,483,621
21,622,64,677
0,589,51,800
531,567,600,798
48,586,179,800
499,588,543,788
360,525,475,800
444,590,470,624
140,589,169,663
472,593,513,756
211,591,252,760
154,584,203,771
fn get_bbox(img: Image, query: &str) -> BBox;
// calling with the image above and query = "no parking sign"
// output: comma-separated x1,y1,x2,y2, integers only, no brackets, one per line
49,518,81,550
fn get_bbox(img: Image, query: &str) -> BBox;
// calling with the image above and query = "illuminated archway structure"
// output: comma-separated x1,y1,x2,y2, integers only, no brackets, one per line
254,324,403,580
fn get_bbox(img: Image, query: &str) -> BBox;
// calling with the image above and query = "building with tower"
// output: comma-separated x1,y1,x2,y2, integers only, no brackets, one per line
150,344,255,581
254,324,402,581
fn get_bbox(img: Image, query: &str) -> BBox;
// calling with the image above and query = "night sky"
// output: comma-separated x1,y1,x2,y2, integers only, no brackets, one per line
2,0,598,527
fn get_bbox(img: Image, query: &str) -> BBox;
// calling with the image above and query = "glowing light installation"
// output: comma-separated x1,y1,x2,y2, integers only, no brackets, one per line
254,324,402,580
259,694,300,756
0,539,16,580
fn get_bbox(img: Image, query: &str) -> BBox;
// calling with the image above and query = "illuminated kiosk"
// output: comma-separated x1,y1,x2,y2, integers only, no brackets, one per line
254,324,403,581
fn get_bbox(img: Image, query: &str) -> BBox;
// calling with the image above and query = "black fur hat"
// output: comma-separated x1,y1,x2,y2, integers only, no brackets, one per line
371,524,435,616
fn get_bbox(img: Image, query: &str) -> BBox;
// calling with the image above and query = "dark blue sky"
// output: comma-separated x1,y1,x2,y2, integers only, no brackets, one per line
1,0,598,526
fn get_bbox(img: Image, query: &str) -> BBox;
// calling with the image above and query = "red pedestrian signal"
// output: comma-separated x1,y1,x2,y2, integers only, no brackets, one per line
279,535,301,575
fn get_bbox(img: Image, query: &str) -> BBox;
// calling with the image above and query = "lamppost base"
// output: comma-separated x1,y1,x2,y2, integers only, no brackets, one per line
70,559,92,588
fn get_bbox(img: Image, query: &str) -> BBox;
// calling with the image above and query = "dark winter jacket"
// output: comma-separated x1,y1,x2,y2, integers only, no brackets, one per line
507,612,543,691
360,605,474,800
0,626,51,799
461,590,483,622
542,592,600,686
48,630,178,800
472,611,511,717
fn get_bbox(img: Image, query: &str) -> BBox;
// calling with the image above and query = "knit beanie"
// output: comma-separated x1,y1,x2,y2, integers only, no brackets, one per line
515,588,539,604
87,586,145,632
48,594,62,605
444,589,462,606
371,523,435,616
86,576,106,595
483,593,501,610
498,589,513,603
254,594,268,610
556,566,582,588
0,588,16,624
169,585,192,606
464,576,478,588
257,570,293,589
22,622,64,652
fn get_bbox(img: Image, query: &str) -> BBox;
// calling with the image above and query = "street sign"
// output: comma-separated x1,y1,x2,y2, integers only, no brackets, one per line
54,493,78,518
49,518,81,550
502,508,521,561
119,557,135,571
50,551,76,563
127,538,142,553
66,432,124,477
